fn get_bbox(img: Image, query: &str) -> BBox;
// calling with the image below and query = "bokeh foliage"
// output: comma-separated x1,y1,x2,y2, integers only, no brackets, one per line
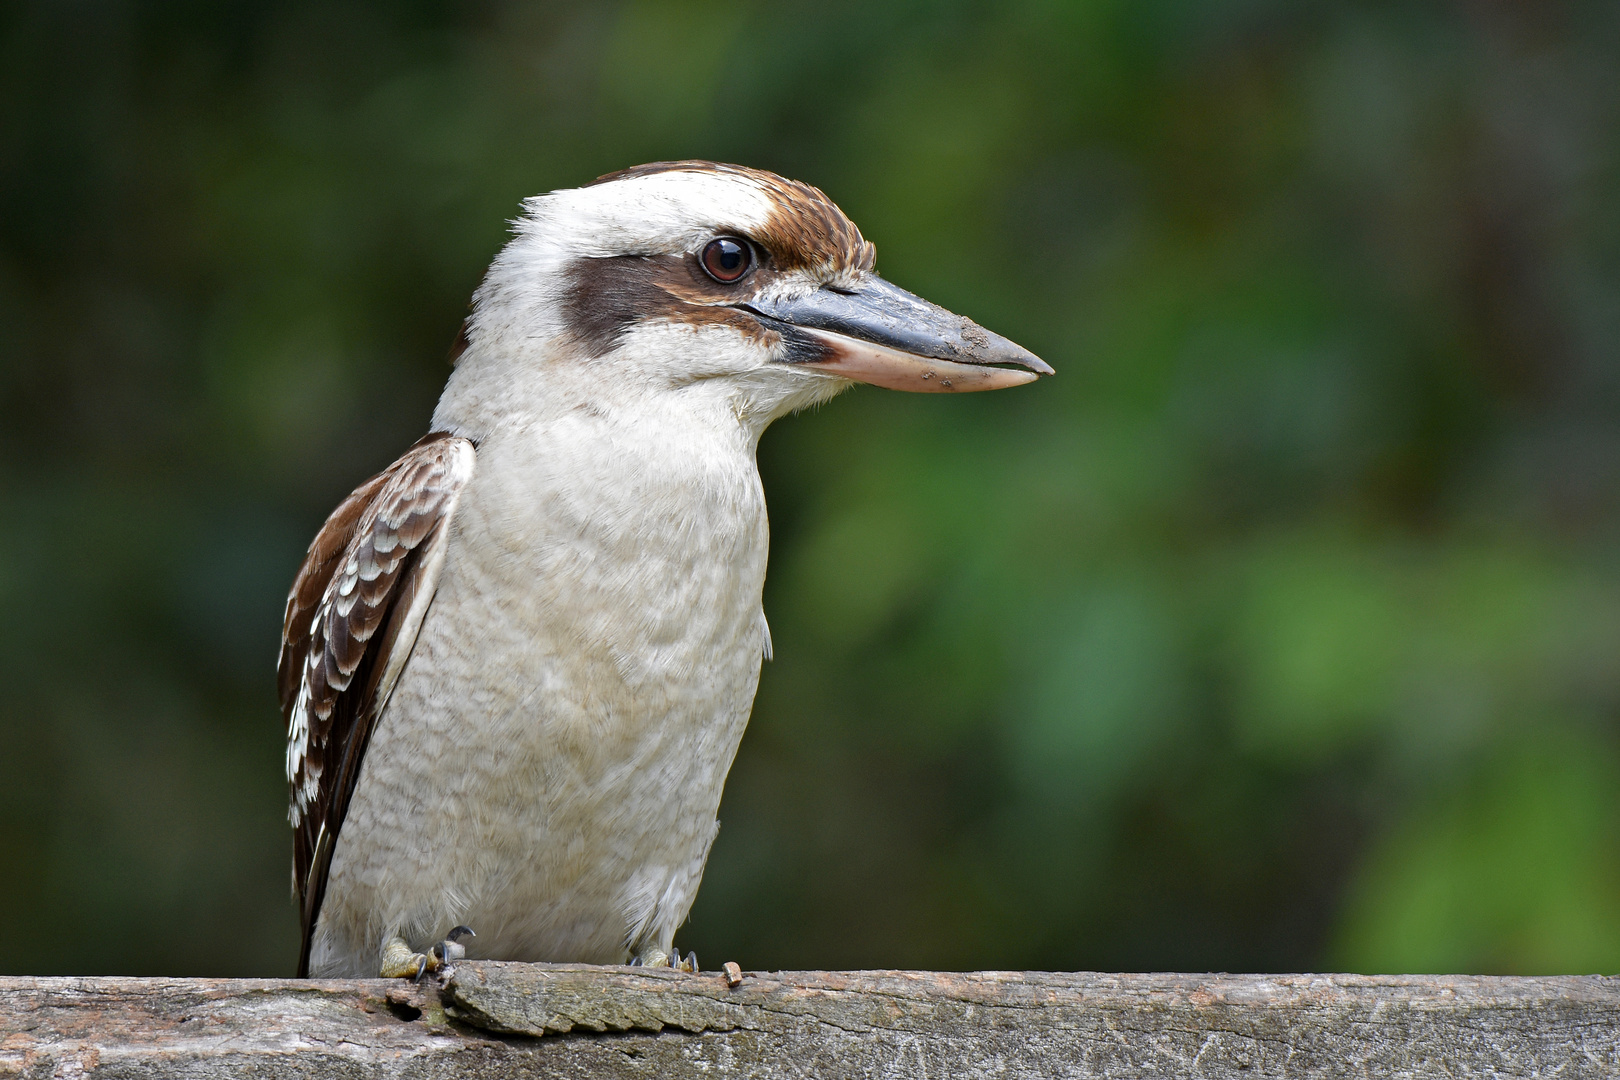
3,0,1619,976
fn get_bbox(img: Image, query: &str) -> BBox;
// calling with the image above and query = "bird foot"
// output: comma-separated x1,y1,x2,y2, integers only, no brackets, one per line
379,935,431,979
378,926,476,980
630,948,697,972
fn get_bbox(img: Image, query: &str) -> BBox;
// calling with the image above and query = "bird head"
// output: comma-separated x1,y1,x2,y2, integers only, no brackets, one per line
441,161,1051,432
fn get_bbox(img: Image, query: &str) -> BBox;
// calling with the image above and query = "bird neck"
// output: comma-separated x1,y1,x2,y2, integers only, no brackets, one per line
431,339,847,448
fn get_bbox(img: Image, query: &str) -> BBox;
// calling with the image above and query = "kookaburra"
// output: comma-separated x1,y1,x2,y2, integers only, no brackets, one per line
278,161,1050,979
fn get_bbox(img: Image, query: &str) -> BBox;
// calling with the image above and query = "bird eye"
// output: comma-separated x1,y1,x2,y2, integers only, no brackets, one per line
701,237,753,283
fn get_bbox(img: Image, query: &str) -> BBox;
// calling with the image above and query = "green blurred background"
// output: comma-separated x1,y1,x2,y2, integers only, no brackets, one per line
4,0,1620,978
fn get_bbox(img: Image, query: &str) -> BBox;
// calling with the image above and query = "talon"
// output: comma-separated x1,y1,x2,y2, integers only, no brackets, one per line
629,956,643,967
440,925,474,964
379,934,435,980
679,950,697,973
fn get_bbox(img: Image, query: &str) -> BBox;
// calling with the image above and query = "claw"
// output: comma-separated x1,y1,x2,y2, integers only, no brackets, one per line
430,925,477,971
380,934,434,979
380,927,476,981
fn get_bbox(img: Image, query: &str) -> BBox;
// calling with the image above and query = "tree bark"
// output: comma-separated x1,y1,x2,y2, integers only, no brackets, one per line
2,963,1616,1078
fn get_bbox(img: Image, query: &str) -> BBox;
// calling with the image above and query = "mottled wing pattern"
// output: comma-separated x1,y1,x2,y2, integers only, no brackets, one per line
277,432,477,976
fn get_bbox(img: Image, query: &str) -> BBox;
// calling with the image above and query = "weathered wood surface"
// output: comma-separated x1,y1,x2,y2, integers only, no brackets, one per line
2,963,1617,1078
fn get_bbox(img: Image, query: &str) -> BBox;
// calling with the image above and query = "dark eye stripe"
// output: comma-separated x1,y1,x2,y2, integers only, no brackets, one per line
701,237,754,283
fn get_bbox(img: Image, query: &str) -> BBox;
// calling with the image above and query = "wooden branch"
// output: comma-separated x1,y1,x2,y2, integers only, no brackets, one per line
4,964,1617,1078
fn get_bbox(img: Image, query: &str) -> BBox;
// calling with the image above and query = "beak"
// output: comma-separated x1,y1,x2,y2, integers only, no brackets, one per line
743,276,1053,392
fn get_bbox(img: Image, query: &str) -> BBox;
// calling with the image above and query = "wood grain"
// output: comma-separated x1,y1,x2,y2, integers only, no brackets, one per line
3,964,1616,1077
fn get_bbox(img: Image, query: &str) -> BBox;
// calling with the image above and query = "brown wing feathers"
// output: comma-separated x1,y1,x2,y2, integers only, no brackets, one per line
277,473,388,716
278,432,476,976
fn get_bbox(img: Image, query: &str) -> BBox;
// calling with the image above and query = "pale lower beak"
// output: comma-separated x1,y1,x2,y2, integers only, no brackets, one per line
789,327,1041,391
743,275,1052,393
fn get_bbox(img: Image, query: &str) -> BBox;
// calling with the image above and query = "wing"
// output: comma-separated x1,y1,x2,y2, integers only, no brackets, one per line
278,431,477,977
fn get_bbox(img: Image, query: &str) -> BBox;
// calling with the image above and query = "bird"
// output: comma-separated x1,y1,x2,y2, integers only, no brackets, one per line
278,161,1051,979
